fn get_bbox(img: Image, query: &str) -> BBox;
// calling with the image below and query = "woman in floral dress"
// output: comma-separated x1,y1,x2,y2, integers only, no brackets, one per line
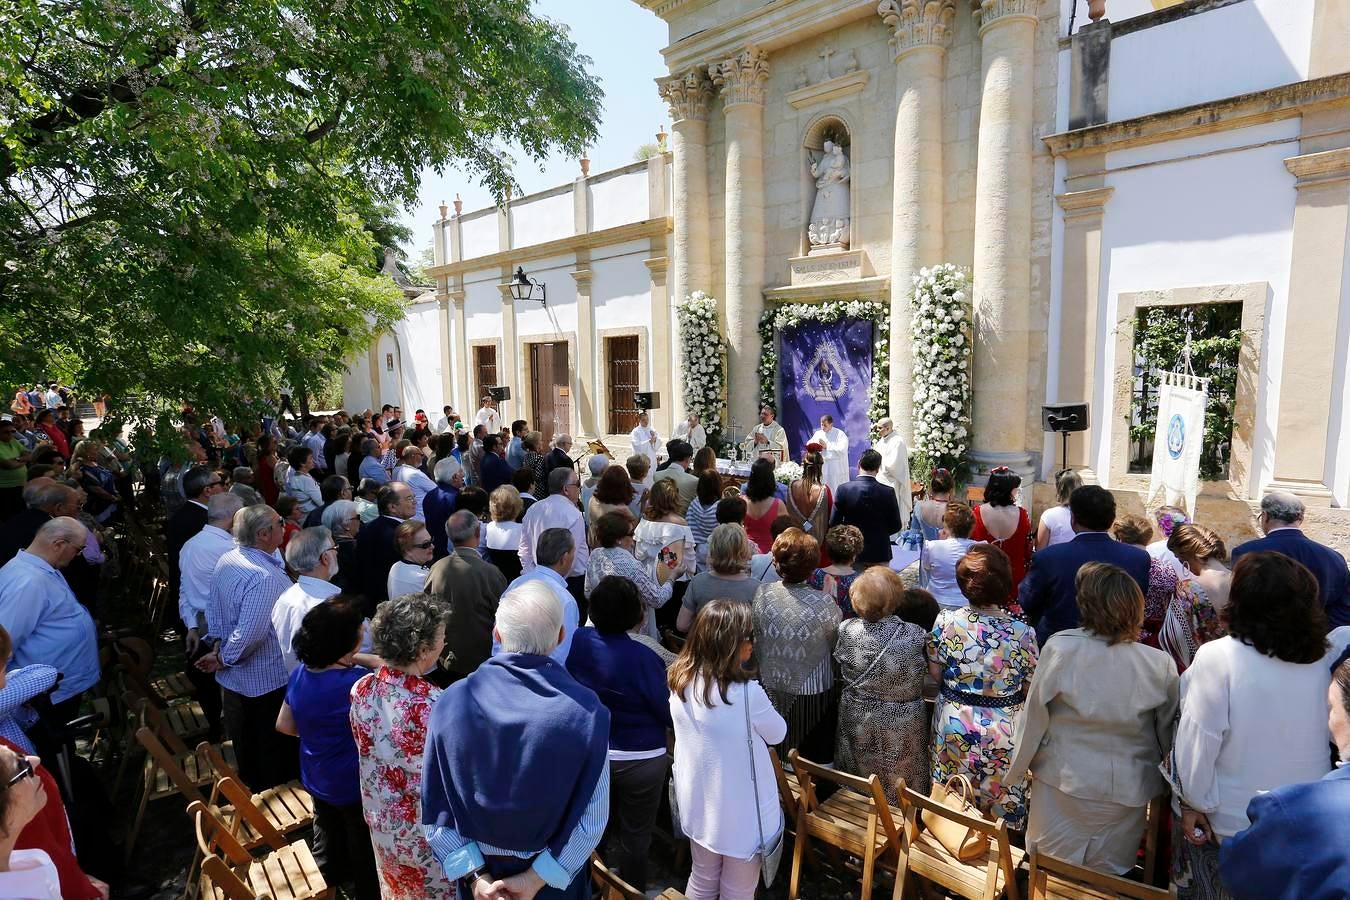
1159,523,1232,673
927,545,1038,828
348,593,456,900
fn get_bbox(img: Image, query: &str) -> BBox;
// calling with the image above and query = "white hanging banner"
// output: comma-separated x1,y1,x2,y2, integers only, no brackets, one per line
1146,372,1208,517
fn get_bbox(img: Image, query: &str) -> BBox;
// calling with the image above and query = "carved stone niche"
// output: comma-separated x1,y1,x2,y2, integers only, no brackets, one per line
802,115,853,256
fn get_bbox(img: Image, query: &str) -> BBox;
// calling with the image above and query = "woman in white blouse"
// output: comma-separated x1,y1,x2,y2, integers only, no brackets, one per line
1165,551,1350,899
0,745,62,899
284,445,324,515
1034,468,1081,550
669,600,786,900
922,502,981,609
386,520,434,601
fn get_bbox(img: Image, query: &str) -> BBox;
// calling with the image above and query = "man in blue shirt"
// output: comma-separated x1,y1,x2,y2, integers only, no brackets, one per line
507,419,528,470
493,528,579,667
198,503,298,789
0,516,99,723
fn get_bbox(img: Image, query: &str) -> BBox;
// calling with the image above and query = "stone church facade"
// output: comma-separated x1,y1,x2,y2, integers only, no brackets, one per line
348,0,1350,551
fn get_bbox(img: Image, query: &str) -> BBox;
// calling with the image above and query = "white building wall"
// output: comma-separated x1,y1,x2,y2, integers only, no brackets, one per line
393,299,445,416
374,332,401,410
590,168,652,231
511,189,575,248
463,271,503,340
459,211,499,260
592,241,657,333
515,253,579,338
342,363,373,416
1096,119,1301,490
1107,0,1313,122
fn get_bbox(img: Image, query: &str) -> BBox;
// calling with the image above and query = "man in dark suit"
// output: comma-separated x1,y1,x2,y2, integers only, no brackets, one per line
165,466,224,606
425,510,509,683
479,434,513,496
355,482,415,615
830,449,903,567
0,479,79,565
1019,484,1151,646
1232,491,1349,628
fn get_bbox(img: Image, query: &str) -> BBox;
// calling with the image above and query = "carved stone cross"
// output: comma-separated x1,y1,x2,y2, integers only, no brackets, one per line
818,45,836,81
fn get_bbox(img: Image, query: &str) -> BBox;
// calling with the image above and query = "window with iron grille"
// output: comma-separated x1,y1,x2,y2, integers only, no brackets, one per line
473,345,498,406
607,336,641,435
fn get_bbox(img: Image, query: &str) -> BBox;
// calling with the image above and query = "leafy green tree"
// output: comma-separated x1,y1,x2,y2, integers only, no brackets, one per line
0,0,601,441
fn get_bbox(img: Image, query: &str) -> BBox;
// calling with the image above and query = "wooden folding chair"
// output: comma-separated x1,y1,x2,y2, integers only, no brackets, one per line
893,778,1024,900
1028,850,1170,899
768,747,802,841
196,741,315,836
590,853,689,900
190,800,331,900
787,750,904,900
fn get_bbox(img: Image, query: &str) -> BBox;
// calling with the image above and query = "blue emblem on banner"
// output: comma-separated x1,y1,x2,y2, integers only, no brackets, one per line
1166,414,1185,459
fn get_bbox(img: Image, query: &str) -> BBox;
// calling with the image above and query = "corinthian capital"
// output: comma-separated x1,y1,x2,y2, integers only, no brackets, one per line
877,0,956,59
973,0,1039,34
709,48,770,107
657,67,714,123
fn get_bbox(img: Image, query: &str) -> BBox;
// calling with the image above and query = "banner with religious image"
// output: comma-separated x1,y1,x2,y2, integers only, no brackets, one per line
1146,371,1209,517
777,317,873,472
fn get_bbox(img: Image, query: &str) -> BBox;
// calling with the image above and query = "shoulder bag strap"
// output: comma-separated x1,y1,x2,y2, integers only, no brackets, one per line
744,684,769,857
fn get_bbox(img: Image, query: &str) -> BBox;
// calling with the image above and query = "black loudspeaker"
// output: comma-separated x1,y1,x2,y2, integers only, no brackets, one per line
1042,403,1090,433
488,386,511,402
634,391,660,411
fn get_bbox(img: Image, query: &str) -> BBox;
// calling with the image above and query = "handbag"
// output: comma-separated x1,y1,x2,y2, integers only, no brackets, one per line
921,774,990,861
744,686,785,887
667,775,685,840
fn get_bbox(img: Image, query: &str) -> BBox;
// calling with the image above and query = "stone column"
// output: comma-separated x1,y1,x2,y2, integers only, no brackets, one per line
710,48,770,423
658,70,714,309
968,0,1040,477
1268,144,1350,503
879,0,955,441
646,247,673,438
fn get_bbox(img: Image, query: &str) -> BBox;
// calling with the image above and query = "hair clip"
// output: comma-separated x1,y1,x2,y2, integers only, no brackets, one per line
991,465,1012,474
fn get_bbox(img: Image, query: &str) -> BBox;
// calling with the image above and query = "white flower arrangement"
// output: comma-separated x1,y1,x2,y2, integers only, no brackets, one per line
757,300,890,430
773,460,802,485
911,264,973,466
676,292,727,432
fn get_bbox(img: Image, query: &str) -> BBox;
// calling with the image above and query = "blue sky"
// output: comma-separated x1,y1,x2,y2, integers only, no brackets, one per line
402,0,669,254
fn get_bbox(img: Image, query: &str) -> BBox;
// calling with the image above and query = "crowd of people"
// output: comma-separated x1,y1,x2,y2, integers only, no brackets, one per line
0,390,1347,899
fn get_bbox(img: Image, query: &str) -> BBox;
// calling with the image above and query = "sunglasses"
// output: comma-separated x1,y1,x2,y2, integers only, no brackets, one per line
6,757,34,788
414,540,435,550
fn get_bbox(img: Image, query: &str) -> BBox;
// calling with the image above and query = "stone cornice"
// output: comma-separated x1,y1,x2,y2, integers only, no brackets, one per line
785,69,870,109
1056,187,1114,219
763,275,890,303
973,0,1039,35
657,68,714,123
425,217,672,279
570,268,594,287
1044,72,1350,157
659,0,875,77
1285,146,1350,188
877,0,956,59
710,48,770,107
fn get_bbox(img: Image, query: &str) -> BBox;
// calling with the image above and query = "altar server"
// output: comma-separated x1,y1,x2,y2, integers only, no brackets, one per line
808,415,849,493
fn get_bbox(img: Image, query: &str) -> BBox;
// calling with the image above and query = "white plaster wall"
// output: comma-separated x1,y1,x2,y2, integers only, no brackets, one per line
590,168,651,232
1108,0,1313,123
393,301,444,416
375,332,402,410
1062,0,1185,30
464,271,504,341
341,357,373,414
592,241,656,333
511,189,575,248
1328,220,1350,507
1096,120,1300,490
460,212,499,259
514,253,578,338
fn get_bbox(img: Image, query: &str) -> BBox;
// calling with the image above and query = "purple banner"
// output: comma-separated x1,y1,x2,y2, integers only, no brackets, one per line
778,317,873,472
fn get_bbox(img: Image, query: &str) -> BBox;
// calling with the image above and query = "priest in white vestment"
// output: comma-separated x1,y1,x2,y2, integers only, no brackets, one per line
629,412,661,472
673,413,707,452
808,414,849,494
743,406,787,462
873,417,913,525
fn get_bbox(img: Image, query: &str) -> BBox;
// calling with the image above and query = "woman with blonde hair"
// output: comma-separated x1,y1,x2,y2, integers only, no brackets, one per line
1007,563,1178,874
1036,468,1082,550
1159,523,1232,672
754,528,841,755
634,479,695,628
834,567,929,802
677,524,757,631
669,600,786,900
484,485,524,580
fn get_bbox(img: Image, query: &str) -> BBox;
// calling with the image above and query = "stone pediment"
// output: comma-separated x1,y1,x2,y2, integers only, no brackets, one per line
786,70,870,109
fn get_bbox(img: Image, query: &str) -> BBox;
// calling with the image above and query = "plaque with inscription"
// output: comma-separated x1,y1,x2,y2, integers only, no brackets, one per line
789,249,865,286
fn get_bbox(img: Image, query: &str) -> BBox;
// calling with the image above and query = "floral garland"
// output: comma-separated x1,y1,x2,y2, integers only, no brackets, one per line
911,264,972,468
675,292,727,435
757,300,890,428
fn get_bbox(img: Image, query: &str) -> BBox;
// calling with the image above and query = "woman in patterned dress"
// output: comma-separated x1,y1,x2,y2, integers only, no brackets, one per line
1159,524,1232,673
927,544,1038,828
753,528,842,757
809,525,862,619
348,592,456,900
835,567,930,804
1112,514,1178,648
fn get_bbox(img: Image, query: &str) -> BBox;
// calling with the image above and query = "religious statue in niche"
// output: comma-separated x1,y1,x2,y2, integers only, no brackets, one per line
807,138,850,251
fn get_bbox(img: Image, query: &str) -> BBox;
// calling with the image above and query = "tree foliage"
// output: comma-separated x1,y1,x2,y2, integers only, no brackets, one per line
0,0,602,436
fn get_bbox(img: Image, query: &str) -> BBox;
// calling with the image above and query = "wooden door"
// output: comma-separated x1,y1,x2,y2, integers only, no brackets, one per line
529,341,570,448
473,345,498,408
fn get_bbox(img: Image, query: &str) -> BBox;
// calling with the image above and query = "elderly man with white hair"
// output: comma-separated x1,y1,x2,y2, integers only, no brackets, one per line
200,503,298,789
1233,491,1350,628
502,526,581,667
424,456,465,559
272,525,377,673
0,516,98,722
872,417,912,525
422,578,610,900
179,491,244,739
